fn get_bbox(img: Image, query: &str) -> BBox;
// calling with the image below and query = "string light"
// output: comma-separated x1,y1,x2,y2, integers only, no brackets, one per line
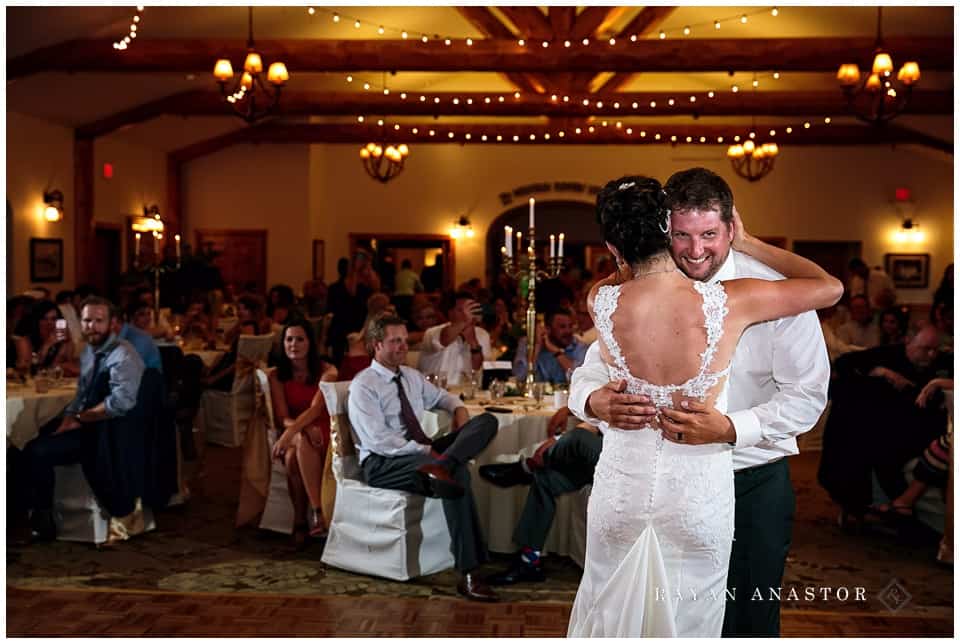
113,5,145,50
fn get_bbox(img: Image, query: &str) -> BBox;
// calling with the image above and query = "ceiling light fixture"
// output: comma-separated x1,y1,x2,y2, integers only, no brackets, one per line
213,7,289,123
836,7,920,125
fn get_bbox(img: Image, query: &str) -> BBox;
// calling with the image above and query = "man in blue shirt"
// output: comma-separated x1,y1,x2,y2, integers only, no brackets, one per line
513,307,588,384
116,302,163,372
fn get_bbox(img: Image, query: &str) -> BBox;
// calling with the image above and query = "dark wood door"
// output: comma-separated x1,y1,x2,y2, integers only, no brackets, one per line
91,225,122,299
792,240,863,283
195,229,267,294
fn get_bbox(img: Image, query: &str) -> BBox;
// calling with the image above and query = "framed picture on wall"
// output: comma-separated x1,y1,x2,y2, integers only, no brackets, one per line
885,253,930,289
29,238,63,282
312,240,325,280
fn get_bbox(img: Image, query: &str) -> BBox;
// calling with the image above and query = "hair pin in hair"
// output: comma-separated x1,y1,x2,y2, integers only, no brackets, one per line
618,181,636,191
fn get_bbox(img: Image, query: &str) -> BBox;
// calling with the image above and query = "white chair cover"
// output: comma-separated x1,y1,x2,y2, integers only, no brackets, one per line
200,333,275,447
53,464,156,545
254,367,296,534
318,381,455,581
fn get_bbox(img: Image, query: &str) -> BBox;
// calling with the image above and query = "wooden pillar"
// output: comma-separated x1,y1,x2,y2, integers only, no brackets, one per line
73,136,94,286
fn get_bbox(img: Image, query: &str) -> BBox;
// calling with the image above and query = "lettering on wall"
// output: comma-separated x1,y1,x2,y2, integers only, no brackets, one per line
498,181,603,206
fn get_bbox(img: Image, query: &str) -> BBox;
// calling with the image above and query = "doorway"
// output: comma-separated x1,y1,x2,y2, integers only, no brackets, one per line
348,233,454,293
792,240,863,283
91,224,122,299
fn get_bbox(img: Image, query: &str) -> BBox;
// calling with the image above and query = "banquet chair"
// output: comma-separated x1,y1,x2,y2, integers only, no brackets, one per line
53,465,156,545
199,333,274,447
255,367,296,534
318,381,455,581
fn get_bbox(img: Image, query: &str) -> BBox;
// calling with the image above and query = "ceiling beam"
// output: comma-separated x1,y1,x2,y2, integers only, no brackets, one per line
77,90,956,138
593,6,677,93
10,38,953,77
169,121,952,163
570,7,618,40
548,7,576,39
498,7,553,40
454,7,549,94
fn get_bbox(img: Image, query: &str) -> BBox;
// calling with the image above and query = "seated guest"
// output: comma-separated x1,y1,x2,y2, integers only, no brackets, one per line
573,297,598,346
115,302,163,372
21,297,145,542
55,290,84,353
481,411,602,584
15,300,75,375
7,295,35,371
339,293,395,380
836,294,881,349
135,288,175,341
482,297,515,359
269,319,338,548
819,305,865,363
847,257,896,311
203,319,258,390
819,324,953,522
349,315,499,601
300,279,328,317
513,307,589,384
418,291,492,385
226,295,272,344
407,301,440,349
879,306,909,345
181,296,215,348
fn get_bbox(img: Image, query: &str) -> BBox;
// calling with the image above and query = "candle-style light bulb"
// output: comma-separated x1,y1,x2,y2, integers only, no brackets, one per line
505,226,512,257
528,197,535,229
558,233,565,258
549,234,556,258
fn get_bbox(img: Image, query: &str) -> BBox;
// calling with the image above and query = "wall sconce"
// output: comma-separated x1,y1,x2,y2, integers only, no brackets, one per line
43,189,64,222
449,215,475,240
132,205,164,233
891,188,924,243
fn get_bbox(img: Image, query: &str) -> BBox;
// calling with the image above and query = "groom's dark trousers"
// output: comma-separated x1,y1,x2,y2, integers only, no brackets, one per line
721,458,795,637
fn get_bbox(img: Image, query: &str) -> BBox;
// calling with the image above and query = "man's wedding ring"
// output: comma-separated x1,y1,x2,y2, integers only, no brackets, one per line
677,432,684,441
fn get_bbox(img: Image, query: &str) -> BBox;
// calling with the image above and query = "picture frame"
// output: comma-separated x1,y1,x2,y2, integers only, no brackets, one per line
29,238,63,283
312,240,325,281
885,253,930,289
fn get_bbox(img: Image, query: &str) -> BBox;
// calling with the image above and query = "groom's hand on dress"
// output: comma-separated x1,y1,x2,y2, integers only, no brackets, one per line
660,401,737,445
585,380,657,430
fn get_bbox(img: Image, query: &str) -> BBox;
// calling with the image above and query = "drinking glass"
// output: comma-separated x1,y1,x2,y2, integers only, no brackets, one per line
531,382,546,408
34,368,51,394
437,373,448,390
460,371,476,399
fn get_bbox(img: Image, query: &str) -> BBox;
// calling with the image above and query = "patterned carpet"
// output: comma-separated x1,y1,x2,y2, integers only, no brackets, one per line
6,446,953,622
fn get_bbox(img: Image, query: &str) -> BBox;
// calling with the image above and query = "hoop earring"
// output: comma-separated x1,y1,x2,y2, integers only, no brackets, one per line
659,218,671,235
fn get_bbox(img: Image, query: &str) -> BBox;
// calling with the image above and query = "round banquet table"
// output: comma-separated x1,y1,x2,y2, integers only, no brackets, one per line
426,397,588,560
6,379,78,449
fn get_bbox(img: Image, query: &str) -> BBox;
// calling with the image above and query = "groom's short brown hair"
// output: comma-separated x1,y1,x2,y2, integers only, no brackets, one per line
663,168,734,224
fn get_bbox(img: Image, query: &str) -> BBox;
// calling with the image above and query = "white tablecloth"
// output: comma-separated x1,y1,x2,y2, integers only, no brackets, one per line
427,399,584,556
6,382,78,449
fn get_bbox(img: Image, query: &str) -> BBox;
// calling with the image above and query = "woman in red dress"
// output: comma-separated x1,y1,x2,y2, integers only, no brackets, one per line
269,319,338,546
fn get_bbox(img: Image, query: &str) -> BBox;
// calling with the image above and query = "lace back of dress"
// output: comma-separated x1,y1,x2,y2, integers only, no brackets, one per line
593,280,731,406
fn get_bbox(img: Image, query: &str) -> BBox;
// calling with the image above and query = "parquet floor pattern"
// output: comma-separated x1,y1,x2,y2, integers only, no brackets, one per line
6,587,953,637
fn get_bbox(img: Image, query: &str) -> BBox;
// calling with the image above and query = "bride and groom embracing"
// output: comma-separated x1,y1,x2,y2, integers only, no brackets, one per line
566,168,840,637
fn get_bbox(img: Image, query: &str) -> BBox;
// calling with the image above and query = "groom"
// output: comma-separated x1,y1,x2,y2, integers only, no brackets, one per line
568,168,829,637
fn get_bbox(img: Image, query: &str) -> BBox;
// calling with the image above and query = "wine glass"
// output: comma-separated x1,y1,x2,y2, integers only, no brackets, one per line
531,382,546,408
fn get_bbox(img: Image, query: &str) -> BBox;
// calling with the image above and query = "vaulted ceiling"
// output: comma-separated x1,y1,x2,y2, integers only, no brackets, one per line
6,5,954,157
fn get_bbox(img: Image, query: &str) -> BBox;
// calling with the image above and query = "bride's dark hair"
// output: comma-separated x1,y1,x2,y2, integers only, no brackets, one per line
596,175,670,266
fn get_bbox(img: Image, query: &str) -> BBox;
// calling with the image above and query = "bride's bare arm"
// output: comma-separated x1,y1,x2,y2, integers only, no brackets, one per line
726,207,843,324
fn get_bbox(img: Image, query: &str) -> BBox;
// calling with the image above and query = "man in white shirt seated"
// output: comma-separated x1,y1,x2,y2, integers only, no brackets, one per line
836,294,881,349
348,315,500,601
417,291,492,385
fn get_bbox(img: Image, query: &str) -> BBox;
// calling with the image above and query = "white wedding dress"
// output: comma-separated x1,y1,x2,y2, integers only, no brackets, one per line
568,280,735,638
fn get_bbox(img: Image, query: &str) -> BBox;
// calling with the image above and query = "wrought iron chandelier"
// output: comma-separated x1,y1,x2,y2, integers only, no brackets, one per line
359,142,409,183
727,85,778,182
213,7,289,123
836,7,920,125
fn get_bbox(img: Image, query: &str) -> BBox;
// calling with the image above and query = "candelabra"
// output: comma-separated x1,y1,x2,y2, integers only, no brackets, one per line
133,228,182,318
500,197,565,396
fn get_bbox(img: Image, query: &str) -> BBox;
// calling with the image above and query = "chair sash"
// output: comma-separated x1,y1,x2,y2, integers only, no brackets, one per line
235,368,273,527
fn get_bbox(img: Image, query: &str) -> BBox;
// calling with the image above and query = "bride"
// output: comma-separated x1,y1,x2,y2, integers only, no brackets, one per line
567,176,842,637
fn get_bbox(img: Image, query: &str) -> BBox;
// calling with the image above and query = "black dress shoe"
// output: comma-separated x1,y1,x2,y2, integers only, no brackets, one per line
487,559,546,585
457,572,499,602
479,462,533,488
416,463,465,499
27,510,56,544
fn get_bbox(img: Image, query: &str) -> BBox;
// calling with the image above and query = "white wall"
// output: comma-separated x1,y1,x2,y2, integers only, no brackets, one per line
6,111,75,295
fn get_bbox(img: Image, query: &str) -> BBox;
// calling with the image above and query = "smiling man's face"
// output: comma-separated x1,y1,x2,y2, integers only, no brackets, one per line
669,207,734,282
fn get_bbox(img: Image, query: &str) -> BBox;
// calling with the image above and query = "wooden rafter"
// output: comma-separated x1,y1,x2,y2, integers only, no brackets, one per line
569,7,618,40
455,7,547,94
170,121,952,163
593,6,677,93
497,7,553,40
548,6,576,39
76,89,957,139
11,38,952,77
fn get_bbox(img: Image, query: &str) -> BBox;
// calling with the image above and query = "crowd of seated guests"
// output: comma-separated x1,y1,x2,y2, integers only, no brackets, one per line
818,263,954,563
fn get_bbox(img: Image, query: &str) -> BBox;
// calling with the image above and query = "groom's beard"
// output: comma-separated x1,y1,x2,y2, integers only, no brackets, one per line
674,246,731,282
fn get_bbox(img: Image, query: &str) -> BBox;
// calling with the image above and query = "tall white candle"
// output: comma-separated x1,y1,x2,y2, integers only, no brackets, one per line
516,231,522,257
505,226,513,257
528,197,535,229
134,233,141,257
549,234,556,258
175,234,182,261
559,233,565,257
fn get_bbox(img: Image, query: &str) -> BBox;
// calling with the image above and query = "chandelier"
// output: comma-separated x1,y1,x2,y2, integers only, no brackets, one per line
836,7,920,125
359,142,409,183
213,7,289,123
727,139,778,182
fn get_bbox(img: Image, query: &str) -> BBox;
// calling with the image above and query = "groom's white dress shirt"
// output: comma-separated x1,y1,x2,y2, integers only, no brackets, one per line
568,250,830,471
